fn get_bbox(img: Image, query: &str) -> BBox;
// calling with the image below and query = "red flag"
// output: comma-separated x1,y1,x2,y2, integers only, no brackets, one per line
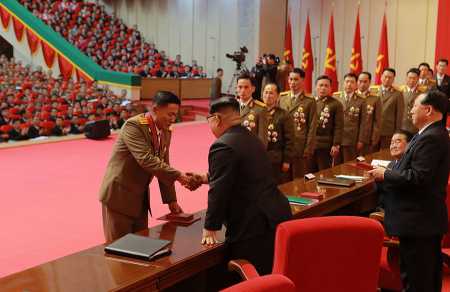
324,12,338,92
375,13,389,85
350,8,363,75
302,15,314,94
283,15,294,66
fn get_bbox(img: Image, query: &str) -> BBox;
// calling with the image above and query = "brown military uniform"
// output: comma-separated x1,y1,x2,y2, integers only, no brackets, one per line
400,85,424,134
240,98,268,147
99,113,180,242
371,85,404,149
357,89,382,155
279,91,317,177
333,91,366,162
265,107,295,184
310,96,344,171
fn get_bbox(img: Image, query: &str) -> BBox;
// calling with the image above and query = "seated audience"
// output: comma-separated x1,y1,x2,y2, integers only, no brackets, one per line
0,56,135,143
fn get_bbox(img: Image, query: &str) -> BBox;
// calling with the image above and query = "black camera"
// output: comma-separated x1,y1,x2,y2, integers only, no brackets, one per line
226,46,248,69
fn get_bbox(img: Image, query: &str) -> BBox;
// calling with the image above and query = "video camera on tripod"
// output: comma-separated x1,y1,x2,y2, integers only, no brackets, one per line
225,46,250,94
225,46,248,71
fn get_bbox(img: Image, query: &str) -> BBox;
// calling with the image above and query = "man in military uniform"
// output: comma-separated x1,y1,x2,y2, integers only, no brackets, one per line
99,91,195,242
310,75,344,171
357,72,382,155
262,83,295,184
418,62,436,92
400,68,423,135
333,73,366,162
371,68,404,150
237,73,268,146
279,68,317,177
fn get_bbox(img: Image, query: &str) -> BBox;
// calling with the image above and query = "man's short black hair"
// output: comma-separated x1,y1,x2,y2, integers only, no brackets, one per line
383,67,396,76
421,89,448,115
344,72,358,81
418,62,431,70
359,71,372,81
438,58,449,66
290,67,305,78
153,91,181,106
316,75,332,84
217,68,223,73
237,72,256,87
407,68,420,76
264,82,280,93
394,129,413,142
209,97,240,114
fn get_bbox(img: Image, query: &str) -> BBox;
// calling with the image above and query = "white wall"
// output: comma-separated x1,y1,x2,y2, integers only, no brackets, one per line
104,0,261,93
289,0,438,89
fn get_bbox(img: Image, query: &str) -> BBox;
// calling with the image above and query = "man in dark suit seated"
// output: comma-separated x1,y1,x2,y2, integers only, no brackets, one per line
369,89,449,292
192,97,292,275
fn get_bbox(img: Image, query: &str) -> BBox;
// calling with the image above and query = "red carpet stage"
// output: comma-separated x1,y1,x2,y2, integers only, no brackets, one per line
0,122,214,277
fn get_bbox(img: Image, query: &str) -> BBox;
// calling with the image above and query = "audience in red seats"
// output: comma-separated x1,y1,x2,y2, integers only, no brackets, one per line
0,55,135,143
18,0,207,78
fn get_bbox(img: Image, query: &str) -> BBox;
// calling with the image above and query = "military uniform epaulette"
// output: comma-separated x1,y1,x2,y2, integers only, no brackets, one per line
392,85,402,92
280,91,290,96
138,116,149,125
417,85,428,93
253,99,267,107
332,91,342,98
369,86,380,95
399,85,408,92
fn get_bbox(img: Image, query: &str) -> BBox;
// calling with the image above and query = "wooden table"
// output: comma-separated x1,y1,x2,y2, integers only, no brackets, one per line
0,151,391,292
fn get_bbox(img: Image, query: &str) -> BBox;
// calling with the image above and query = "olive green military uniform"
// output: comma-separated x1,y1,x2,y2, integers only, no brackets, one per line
357,89,382,155
400,85,425,135
240,98,268,147
279,90,317,177
265,107,295,184
371,85,404,149
333,91,366,162
310,96,344,171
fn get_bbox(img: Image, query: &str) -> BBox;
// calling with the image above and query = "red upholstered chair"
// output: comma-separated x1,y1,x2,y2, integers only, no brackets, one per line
221,274,295,292
229,216,384,292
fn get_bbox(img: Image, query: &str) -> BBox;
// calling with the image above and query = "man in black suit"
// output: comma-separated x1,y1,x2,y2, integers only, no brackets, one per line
435,58,450,98
193,97,292,275
369,89,449,292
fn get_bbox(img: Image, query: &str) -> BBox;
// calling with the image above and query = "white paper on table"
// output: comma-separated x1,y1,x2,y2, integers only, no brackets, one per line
371,159,391,168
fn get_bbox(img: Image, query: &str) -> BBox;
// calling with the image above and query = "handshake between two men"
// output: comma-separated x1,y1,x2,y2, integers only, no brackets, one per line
177,172,208,191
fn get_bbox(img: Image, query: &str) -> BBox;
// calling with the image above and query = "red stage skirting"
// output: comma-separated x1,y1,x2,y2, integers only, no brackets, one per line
0,122,214,277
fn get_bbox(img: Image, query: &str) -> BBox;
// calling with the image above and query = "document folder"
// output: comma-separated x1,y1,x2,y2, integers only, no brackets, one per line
105,233,171,261
317,177,355,187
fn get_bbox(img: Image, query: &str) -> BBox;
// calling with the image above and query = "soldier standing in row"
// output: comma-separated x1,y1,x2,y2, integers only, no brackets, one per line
310,75,344,171
262,83,295,184
357,72,382,155
400,68,423,135
279,68,317,178
237,73,268,147
333,73,366,162
371,68,404,150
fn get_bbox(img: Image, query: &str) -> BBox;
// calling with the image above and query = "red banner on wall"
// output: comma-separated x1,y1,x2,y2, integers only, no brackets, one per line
12,18,24,41
41,41,56,68
58,55,74,80
0,6,10,29
435,0,450,64
26,28,39,54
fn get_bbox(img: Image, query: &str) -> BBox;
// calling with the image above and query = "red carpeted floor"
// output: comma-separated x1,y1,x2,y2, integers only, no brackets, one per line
0,121,214,278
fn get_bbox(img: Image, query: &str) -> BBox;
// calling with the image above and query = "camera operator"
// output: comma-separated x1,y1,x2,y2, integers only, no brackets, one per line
251,54,278,100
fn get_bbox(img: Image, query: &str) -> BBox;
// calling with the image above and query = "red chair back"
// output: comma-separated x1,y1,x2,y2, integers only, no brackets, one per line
221,275,295,292
272,216,384,292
